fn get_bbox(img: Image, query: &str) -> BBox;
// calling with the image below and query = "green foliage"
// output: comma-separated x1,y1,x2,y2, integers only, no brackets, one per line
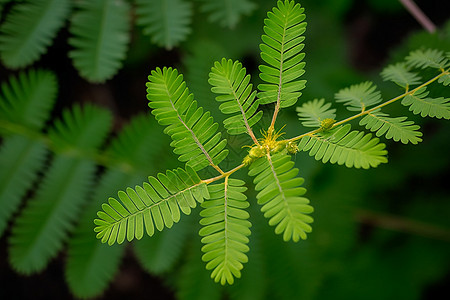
298,124,388,169
0,69,57,130
134,216,192,275
249,153,313,241
0,0,255,81
147,67,229,171
68,0,131,82
136,0,192,50
258,0,307,108
9,104,112,274
0,0,70,68
94,166,209,245
359,112,423,144
199,0,256,29
0,69,56,236
92,0,450,287
0,137,47,236
380,63,421,88
296,98,336,128
65,114,167,298
1,0,449,297
199,178,251,284
406,48,450,70
335,81,383,112
209,58,263,136
402,87,450,119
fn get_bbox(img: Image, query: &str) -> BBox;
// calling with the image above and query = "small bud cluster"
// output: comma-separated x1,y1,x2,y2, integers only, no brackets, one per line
320,118,336,130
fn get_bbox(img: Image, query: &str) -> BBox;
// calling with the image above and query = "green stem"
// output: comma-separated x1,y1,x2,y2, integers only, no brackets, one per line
287,70,448,143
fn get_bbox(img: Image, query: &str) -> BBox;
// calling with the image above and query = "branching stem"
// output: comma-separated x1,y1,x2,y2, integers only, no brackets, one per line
287,70,449,143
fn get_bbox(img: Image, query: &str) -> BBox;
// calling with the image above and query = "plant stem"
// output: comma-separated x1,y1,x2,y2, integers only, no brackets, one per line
356,209,450,242
202,163,245,184
287,70,448,143
399,0,436,33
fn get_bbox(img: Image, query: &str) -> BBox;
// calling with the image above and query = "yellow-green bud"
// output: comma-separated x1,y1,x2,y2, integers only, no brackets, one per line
320,118,336,130
248,145,265,158
286,141,298,154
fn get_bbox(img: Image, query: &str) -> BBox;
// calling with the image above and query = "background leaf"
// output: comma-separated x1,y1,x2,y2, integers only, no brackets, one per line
8,104,112,274
136,0,192,49
199,0,256,29
69,0,131,82
296,98,336,128
0,0,70,68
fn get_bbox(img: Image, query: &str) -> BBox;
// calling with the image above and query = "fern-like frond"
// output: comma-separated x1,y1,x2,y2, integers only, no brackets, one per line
136,0,192,49
68,0,131,82
258,0,307,108
94,166,210,245
0,137,47,237
9,104,111,274
0,69,57,130
359,112,422,144
66,115,165,298
296,98,336,128
176,239,223,300
65,170,130,298
335,81,382,112
199,178,251,285
183,40,227,116
147,67,229,172
0,0,70,68
380,63,421,88
438,73,450,86
248,153,313,242
406,48,450,70
0,70,57,237
402,87,450,119
297,124,388,169
49,104,112,151
107,114,169,170
209,58,262,137
134,216,192,275
199,0,256,28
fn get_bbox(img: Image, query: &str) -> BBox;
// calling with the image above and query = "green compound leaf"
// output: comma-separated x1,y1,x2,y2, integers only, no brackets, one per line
402,87,450,119
406,48,450,70
0,69,57,237
438,73,450,86
69,0,131,82
94,167,210,246
0,69,57,130
380,62,421,88
209,58,263,136
8,104,112,274
359,112,423,144
66,115,165,298
335,81,383,112
296,98,336,128
298,124,388,169
147,67,228,172
0,0,70,68
258,0,307,108
200,178,251,285
248,153,313,242
136,0,192,49
134,216,191,275
0,137,47,237
199,0,256,28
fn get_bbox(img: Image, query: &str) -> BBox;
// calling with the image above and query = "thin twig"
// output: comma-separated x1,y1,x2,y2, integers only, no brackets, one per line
356,209,450,242
399,0,436,33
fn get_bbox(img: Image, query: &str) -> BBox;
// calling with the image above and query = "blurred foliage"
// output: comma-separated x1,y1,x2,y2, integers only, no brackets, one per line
0,0,449,299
